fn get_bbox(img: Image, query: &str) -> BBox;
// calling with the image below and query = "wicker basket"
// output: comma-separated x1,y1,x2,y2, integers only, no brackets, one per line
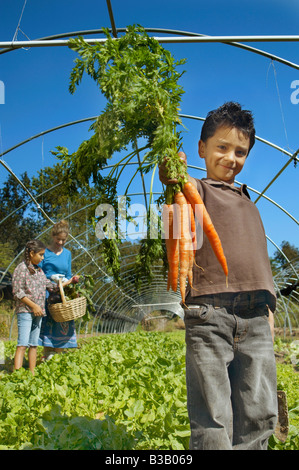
48,279,87,322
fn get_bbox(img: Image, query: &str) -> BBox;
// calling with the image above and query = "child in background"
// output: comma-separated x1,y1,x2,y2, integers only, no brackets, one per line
12,240,55,374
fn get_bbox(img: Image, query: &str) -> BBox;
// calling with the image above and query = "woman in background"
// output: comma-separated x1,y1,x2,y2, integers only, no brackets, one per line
39,220,77,359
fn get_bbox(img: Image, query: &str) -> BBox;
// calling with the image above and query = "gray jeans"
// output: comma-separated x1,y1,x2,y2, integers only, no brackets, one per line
184,291,277,450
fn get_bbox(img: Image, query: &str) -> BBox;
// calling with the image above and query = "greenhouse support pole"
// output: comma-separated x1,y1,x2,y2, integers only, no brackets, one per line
2,34,299,48
106,0,118,38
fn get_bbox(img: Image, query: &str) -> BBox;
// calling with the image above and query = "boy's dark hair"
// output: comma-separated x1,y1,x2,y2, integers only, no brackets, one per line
201,101,255,152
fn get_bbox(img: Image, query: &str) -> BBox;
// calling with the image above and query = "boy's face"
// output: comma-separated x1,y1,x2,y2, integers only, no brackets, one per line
198,125,250,185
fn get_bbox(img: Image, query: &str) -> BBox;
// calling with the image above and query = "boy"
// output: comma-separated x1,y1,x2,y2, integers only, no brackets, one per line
159,102,277,450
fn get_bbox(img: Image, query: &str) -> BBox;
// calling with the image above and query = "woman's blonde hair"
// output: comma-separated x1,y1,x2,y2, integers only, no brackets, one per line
52,219,69,237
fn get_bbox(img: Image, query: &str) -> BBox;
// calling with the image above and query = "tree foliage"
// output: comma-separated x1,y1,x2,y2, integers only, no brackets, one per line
0,164,146,285
272,241,299,268
0,173,43,258
0,166,99,275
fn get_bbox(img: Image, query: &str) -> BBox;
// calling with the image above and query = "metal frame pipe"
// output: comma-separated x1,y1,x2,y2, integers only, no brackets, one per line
1,27,298,71
1,35,299,49
1,112,298,330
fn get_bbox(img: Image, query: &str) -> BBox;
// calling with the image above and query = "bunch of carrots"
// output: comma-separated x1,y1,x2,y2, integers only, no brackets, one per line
162,181,228,305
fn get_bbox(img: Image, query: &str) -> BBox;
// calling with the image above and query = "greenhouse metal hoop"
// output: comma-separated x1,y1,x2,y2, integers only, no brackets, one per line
1,142,298,326
0,26,298,72
2,146,298,328
1,25,298,335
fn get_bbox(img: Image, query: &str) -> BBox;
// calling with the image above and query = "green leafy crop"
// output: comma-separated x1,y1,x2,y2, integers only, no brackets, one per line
0,332,189,450
1,332,298,450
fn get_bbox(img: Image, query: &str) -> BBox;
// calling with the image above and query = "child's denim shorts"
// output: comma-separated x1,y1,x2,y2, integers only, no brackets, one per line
17,312,42,347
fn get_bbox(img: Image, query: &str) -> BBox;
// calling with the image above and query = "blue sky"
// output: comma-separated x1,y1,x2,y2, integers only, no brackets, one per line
0,0,298,257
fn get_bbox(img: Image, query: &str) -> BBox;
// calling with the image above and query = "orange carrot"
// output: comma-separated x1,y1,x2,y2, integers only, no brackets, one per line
188,201,197,255
174,191,192,304
182,181,228,280
188,239,194,288
188,201,205,273
162,204,179,292
187,202,195,287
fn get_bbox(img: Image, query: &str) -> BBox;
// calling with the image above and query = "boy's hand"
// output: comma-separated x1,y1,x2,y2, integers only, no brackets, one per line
159,151,187,185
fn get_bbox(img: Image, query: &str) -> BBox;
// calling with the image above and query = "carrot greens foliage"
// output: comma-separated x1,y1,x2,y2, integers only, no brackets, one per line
68,25,186,179
54,25,187,284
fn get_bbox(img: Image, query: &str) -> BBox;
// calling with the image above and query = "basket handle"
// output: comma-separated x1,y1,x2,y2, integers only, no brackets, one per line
58,278,67,305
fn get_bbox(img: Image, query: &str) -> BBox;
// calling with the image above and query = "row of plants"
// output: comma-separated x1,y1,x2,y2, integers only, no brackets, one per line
0,331,298,450
0,331,188,449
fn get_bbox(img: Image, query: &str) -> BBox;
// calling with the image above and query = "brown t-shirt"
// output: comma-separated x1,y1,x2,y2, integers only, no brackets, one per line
185,178,277,312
